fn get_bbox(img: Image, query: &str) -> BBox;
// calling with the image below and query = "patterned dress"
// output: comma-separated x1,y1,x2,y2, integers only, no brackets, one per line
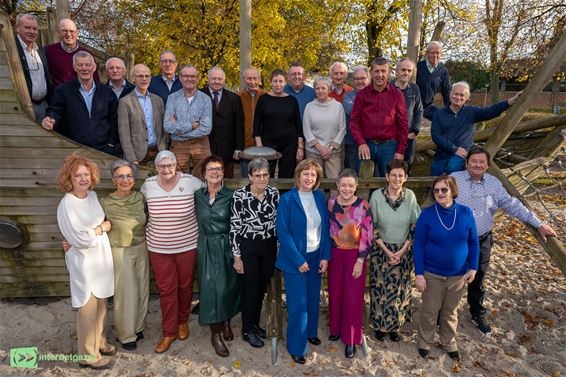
369,187,421,332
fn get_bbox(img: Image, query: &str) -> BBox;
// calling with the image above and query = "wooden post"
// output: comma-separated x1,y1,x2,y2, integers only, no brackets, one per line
489,162,566,276
484,32,566,158
56,0,70,24
239,0,252,90
46,7,58,44
125,51,135,81
407,0,422,82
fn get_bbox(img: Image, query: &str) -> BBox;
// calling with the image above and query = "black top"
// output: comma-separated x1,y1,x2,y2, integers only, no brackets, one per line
252,94,303,144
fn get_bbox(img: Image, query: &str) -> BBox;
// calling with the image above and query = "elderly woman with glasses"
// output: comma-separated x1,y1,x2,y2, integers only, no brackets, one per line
98,159,149,351
56,153,115,370
302,77,346,178
141,150,203,354
230,158,279,349
369,160,421,343
195,155,241,357
414,175,479,362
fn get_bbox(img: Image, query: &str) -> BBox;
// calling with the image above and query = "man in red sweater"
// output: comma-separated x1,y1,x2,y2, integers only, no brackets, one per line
349,57,408,177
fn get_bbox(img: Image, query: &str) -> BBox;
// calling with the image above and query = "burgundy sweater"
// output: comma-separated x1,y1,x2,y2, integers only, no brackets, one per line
45,43,100,88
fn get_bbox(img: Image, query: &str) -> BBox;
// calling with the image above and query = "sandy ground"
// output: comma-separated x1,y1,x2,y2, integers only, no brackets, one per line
0,195,564,377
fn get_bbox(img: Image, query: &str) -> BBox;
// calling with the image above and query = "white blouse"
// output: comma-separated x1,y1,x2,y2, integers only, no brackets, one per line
57,191,114,308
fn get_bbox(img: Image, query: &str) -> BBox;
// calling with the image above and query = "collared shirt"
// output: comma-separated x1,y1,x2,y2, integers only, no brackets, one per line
283,83,315,120
135,89,156,146
163,89,213,141
17,35,47,100
60,41,79,53
329,83,353,104
426,59,437,73
348,83,409,155
109,80,126,99
162,75,175,91
451,170,542,236
229,185,279,257
79,81,96,115
209,88,223,104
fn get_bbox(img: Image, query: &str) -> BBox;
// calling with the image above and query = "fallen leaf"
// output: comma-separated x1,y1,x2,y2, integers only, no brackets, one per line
551,371,561,377
232,361,240,369
519,334,532,344
452,363,462,373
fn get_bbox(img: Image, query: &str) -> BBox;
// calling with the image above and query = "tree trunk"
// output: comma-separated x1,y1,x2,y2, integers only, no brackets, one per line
407,0,422,82
239,0,252,90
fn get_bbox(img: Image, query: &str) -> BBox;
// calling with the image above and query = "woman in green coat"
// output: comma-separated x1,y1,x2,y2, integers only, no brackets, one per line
195,155,241,357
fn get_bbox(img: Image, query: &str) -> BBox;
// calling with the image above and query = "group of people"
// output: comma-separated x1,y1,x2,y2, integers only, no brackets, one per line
56,145,556,369
17,13,521,180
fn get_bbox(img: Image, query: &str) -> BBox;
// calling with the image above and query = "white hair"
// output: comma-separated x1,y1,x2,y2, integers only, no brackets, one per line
15,13,38,27
351,65,369,76
105,57,125,71
426,41,442,52
313,76,332,90
155,150,177,165
452,81,470,97
208,66,225,77
72,50,94,65
329,61,348,74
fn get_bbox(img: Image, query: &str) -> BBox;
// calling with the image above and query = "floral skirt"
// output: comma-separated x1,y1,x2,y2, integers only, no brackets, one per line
369,242,413,332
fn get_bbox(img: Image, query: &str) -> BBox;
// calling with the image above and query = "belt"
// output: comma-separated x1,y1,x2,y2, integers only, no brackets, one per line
147,145,158,151
172,136,207,145
31,98,46,105
368,138,395,144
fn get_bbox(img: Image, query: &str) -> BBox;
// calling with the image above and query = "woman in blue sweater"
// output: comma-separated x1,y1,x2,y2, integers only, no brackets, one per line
276,159,331,365
414,175,479,362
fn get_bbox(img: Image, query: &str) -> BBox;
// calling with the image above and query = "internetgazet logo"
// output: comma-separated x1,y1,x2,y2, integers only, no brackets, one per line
10,347,37,368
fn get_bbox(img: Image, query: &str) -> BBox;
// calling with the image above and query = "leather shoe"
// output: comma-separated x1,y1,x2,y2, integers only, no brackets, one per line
135,331,144,341
418,348,430,358
178,323,189,340
448,351,460,361
374,330,386,341
155,336,176,353
329,334,340,341
254,325,267,339
79,357,110,370
345,344,355,358
99,344,116,356
389,332,401,342
243,331,264,348
307,337,321,345
291,354,306,364
211,324,229,357
222,320,234,341
121,341,137,351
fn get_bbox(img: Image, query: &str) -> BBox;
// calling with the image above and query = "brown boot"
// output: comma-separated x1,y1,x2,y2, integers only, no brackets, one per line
178,323,189,340
222,320,234,341
210,323,229,357
155,336,176,354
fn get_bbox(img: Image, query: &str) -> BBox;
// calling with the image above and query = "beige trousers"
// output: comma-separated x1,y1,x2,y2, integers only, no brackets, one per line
170,137,211,177
112,241,150,343
306,151,343,179
417,272,466,352
77,294,109,363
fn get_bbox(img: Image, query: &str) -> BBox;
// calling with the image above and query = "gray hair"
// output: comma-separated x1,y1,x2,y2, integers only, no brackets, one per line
452,81,470,97
329,61,348,74
72,50,94,65
111,159,137,174
244,67,261,80
313,77,332,91
337,168,358,185
248,158,270,176
155,150,176,165
105,57,125,71
351,65,369,76
159,50,177,61
426,41,442,52
208,66,225,77
397,57,415,69
15,13,38,27
180,64,198,74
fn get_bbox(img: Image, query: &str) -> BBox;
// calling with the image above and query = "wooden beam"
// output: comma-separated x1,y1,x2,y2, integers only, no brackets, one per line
406,0,422,82
489,162,566,276
239,0,252,90
484,32,566,157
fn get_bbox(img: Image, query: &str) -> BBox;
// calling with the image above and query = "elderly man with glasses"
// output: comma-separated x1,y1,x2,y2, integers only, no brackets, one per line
283,61,315,120
45,18,99,88
149,50,182,106
118,64,168,165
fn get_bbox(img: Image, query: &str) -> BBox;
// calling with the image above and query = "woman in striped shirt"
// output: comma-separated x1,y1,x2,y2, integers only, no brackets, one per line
141,150,203,354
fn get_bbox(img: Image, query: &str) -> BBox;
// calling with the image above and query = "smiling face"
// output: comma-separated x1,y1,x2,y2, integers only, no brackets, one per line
208,68,226,92
132,65,151,92
73,55,96,82
315,81,330,102
204,161,224,185
427,44,442,66
271,74,286,95
433,179,453,207
16,15,39,46
466,152,489,181
450,84,470,111
156,157,177,180
249,168,269,192
244,68,260,92
395,60,414,85
159,52,178,79
106,58,126,83
352,69,369,91
58,19,78,49
371,63,389,91
386,167,407,191
330,63,348,86
71,165,91,195
288,66,305,90
337,176,357,202
112,166,135,194
298,167,318,192
180,66,198,92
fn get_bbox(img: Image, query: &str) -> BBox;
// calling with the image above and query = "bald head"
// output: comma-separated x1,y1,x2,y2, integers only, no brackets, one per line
58,18,78,49
132,64,151,93
244,67,261,92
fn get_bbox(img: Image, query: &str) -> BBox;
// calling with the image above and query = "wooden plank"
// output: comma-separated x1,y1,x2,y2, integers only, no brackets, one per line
0,266,70,276
0,157,117,170
0,102,24,113
0,273,70,283
0,188,64,197
0,249,64,259
0,258,66,267
0,147,114,159
0,205,60,215
0,282,70,298
0,112,38,124
0,179,116,189
0,135,79,148
0,125,55,136
0,64,11,77
0,88,17,101
0,196,62,206
1,215,58,225
0,76,13,89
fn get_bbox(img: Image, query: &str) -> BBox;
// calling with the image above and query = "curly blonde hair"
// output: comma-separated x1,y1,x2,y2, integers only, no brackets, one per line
56,153,100,193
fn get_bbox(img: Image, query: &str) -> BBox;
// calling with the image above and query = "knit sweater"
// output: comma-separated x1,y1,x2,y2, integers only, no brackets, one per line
370,188,421,245
415,60,451,109
44,43,100,88
413,202,479,276
303,98,346,154
99,191,146,248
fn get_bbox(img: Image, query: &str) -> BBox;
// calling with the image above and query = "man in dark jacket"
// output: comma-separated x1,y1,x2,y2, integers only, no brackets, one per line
200,66,244,178
148,50,182,106
15,13,52,121
41,51,120,156
105,57,135,99
416,41,451,121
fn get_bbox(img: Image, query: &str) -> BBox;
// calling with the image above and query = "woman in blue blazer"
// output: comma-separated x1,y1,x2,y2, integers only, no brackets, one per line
276,159,331,364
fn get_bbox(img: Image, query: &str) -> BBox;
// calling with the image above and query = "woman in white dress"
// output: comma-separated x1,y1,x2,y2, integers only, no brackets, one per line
56,153,115,370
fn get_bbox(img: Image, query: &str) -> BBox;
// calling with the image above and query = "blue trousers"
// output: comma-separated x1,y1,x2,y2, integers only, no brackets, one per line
431,155,466,176
368,139,397,177
240,159,250,178
283,250,322,357
344,143,359,172
404,138,416,176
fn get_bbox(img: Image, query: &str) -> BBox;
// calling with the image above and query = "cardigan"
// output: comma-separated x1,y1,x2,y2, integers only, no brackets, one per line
275,188,331,274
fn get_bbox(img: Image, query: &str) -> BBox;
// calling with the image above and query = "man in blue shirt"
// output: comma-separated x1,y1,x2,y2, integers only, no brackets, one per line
283,62,315,120
431,82,520,175
451,146,557,334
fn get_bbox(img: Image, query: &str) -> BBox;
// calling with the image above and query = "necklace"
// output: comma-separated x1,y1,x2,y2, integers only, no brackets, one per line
337,197,355,210
435,203,457,230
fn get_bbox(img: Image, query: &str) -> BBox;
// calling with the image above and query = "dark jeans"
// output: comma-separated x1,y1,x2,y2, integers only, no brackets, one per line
423,104,438,121
431,155,466,176
240,238,277,333
240,159,250,178
467,232,492,318
368,139,397,177
404,138,416,176
266,142,297,178
344,143,359,172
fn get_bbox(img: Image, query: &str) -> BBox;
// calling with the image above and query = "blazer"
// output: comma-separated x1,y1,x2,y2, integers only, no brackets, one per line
275,188,331,274
15,34,52,103
106,79,135,99
47,78,119,155
200,87,244,160
118,91,168,162
148,75,182,106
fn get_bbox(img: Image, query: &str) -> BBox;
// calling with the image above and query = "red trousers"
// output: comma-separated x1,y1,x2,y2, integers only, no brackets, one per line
149,250,197,337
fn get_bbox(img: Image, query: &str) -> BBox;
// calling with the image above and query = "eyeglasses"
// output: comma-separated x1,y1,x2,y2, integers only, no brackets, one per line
180,74,198,79
133,74,151,79
114,174,134,181
433,187,450,194
206,166,223,172
353,76,368,81
160,59,177,64
60,29,77,34
156,163,176,171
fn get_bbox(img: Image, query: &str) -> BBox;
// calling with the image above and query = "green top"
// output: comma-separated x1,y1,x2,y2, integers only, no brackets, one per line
370,187,421,245
99,191,146,247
